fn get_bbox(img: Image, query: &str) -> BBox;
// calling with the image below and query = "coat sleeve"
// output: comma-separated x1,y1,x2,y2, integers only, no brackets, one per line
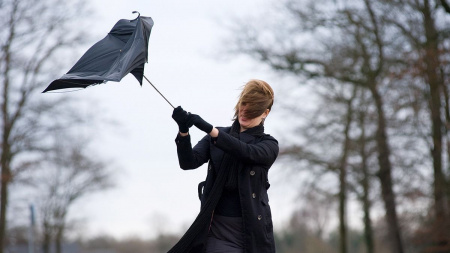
175,133,210,170
213,130,279,166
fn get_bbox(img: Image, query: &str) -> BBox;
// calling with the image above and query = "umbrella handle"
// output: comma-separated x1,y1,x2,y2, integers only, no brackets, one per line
143,75,175,109
132,11,140,20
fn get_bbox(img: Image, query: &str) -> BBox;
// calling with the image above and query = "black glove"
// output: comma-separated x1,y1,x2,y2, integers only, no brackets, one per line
172,106,189,133
186,114,213,134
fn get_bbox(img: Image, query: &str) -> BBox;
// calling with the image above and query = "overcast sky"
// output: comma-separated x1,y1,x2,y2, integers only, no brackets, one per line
50,0,311,240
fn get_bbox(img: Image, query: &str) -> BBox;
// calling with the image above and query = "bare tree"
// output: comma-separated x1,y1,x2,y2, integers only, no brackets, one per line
227,0,405,252
380,0,450,250
0,0,90,252
276,206,338,253
35,136,112,253
280,81,369,253
297,188,335,239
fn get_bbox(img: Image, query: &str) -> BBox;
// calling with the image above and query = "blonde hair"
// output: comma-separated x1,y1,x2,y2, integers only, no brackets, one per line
233,79,274,121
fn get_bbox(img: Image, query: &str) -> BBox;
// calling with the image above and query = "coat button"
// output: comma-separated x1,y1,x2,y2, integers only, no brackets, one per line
208,164,212,170
250,171,255,176
258,215,262,220
252,193,256,199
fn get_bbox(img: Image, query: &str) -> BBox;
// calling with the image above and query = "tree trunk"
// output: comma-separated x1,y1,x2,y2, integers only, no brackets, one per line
55,225,63,253
55,212,66,253
0,87,11,253
42,221,51,253
0,38,11,253
338,87,357,253
0,143,11,253
0,3,16,252
422,0,450,250
370,85,404,253
358,103,374,253
338,165,348,253
0,165,9,253
442,70,450,225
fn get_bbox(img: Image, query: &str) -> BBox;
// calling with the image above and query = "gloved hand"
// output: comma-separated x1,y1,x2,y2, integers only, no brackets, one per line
172,106,189,133
186,113,213,134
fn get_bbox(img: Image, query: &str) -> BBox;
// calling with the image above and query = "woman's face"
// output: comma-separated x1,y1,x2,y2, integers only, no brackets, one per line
238,104,269,132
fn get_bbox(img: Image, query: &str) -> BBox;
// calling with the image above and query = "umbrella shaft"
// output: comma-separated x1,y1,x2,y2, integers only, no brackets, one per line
143,75,175,109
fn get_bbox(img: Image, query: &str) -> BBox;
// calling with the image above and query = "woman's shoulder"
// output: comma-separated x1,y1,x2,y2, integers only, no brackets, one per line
216,126,231,132
261,133,278,143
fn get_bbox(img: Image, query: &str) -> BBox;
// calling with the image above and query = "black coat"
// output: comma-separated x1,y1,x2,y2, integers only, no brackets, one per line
174,126,279,253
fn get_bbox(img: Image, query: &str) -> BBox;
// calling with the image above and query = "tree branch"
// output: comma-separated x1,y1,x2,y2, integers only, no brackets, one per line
440,0,450,13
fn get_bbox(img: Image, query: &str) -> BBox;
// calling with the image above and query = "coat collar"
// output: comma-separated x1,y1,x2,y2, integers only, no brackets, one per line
231,120,264,144
239,131,257,143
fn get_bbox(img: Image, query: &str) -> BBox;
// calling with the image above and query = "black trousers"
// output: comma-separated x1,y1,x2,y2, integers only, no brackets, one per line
205,214,244,253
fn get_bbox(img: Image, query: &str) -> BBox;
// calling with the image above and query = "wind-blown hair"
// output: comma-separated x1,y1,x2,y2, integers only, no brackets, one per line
233,79,274,122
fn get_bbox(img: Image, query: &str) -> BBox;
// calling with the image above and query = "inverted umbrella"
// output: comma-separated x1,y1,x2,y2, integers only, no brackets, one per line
43,12,174,108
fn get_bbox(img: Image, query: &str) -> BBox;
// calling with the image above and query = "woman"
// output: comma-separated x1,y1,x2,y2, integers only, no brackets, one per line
169,79,279,253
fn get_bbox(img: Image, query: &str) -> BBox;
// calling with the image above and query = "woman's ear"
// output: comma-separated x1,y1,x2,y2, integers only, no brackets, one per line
260,109,270,125
263,109,270,118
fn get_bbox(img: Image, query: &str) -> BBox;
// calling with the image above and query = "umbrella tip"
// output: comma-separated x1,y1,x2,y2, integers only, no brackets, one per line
132,11,140,20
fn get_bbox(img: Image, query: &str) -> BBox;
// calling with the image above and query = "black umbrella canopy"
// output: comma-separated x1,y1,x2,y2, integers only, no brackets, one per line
43,13,154,93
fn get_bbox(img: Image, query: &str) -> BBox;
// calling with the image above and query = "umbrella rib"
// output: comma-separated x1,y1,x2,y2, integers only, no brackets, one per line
143,75,175,109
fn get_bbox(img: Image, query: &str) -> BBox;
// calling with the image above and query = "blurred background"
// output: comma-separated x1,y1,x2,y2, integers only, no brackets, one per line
1,0,449,252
